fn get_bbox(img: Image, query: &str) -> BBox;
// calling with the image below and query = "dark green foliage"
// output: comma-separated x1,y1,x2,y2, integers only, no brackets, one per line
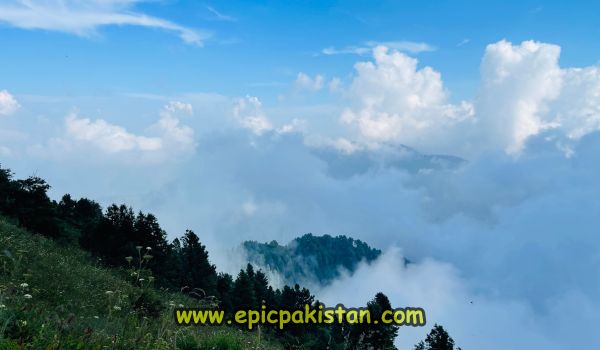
216,272,234,311
180,229,218,296
414,324,461,350
231,265,257,310
348,292,398,349
12,176,61,239
243,233,382,285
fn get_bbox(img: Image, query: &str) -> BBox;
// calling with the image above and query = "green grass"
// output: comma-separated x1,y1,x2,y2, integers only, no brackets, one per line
0,218,281,350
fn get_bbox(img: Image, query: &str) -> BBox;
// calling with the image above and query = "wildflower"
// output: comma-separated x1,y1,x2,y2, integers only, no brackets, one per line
93,316,99,319
105,291,114,295
23,294,32,299
0,304,6,309
113,306,121,311
178,304,184,308
20,283,28,288
143,254,153,260
136,246,143,251
148,276,155,282
139,278,145,282
125,256,133,263
146,247,152,251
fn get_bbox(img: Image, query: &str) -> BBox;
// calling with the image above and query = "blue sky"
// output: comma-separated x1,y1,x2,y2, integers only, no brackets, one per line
1,0,599,100
2,1,600,349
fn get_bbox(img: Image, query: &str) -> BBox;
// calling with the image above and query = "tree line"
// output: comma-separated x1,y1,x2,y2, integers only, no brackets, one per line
0,164,461,349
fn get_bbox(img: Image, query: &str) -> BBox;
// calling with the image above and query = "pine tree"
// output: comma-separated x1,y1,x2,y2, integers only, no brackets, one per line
180,230,217,297
232,268,257,310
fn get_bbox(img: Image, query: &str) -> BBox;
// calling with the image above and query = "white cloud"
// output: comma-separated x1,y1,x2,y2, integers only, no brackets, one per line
294,72,324,92
277,118,305,134
0,90,19,116
154,101,196,152
339,40,600,157
0,0,207,45
340,45,474,154
65,112,162,153
62,101,195,156
476,40,563,154
317,248,585,350
322,40,435,56
550,66,600,140
233,96,273,135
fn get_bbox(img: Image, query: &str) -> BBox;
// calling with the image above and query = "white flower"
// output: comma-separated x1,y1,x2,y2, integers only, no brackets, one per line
93,316,99,319
105,291,114,295
0,304,6,309
139,278,145,282
20,283,28,288
146,247,152,250
113,306,121,311
23,294,32,299
178,304,184,308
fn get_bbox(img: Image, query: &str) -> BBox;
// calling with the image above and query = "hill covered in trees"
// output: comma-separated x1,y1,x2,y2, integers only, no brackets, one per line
243,234,383,286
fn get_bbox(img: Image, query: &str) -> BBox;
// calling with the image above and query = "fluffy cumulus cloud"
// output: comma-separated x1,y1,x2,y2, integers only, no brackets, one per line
0,0,207,45
0,90,19,116
475,40,563,155
340,40,600,157
340,45,474,154
61,101,195,158
232,96,273,135
65,113,162,153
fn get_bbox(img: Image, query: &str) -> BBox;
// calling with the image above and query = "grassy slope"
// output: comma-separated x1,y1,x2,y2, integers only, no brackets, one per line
0,218,281,350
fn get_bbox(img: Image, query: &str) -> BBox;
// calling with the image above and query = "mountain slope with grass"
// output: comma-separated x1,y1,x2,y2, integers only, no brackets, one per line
0,217,280,350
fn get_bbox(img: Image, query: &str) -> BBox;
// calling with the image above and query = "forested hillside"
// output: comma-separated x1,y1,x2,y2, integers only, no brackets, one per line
243,234,382,286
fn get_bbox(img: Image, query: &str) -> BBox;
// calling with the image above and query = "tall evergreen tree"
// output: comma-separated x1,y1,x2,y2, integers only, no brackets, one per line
180,230,217,297
232,267,256,310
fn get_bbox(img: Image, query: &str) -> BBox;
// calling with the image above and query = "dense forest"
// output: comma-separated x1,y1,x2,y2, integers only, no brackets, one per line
244,234,382,286
0,164,460,349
